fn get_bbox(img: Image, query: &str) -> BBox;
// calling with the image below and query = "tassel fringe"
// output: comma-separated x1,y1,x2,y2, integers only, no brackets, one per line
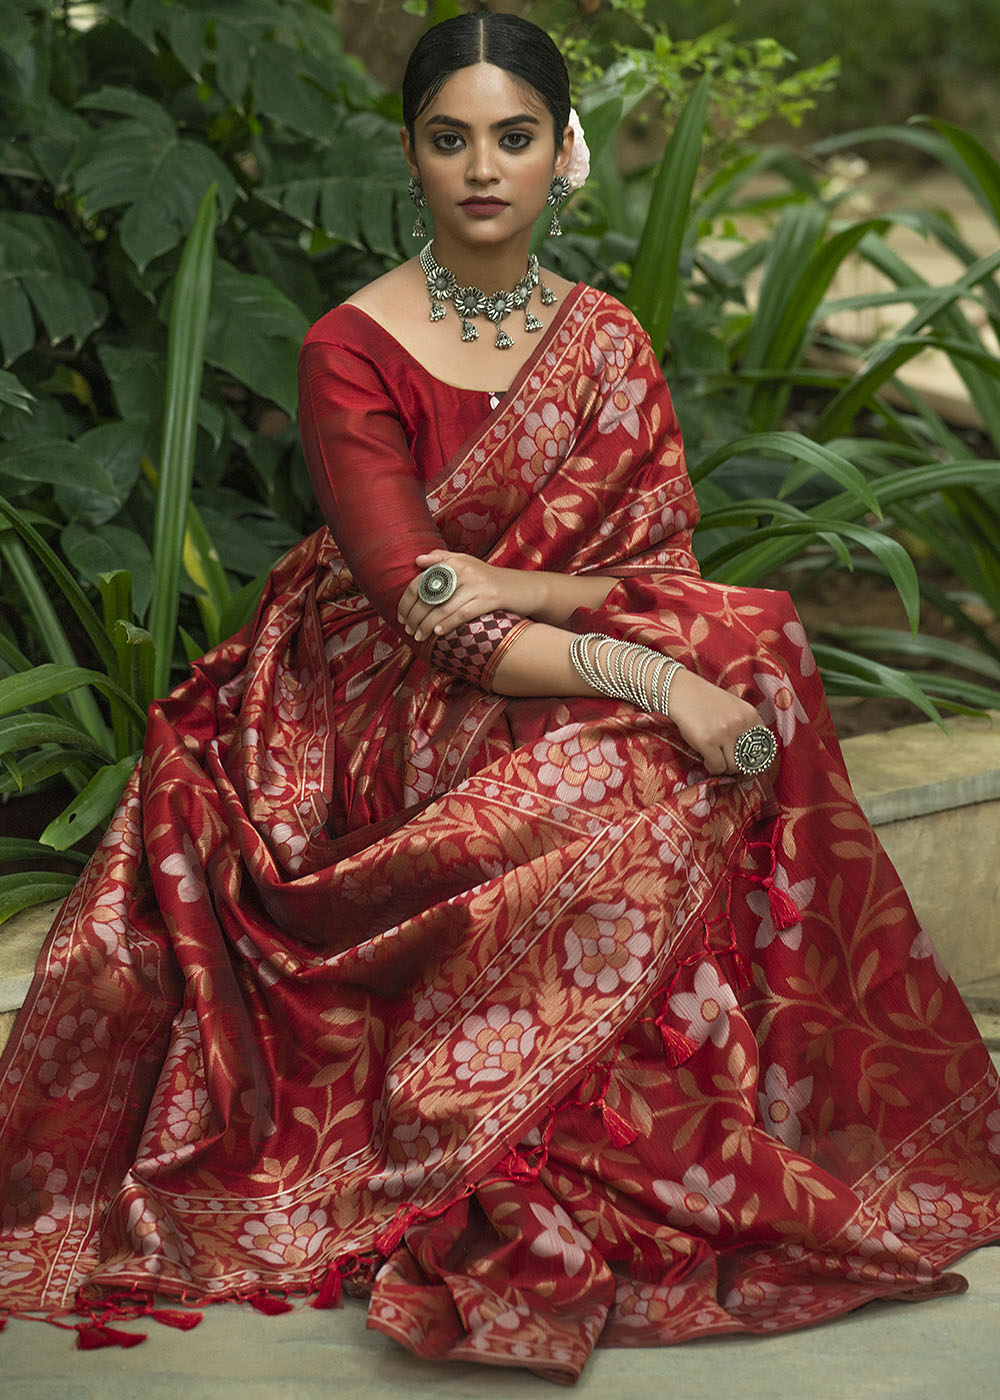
75,1322,147,1350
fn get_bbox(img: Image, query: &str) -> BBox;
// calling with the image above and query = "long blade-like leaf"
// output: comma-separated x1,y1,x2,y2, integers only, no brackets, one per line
149,184,218,697
627,76,708,359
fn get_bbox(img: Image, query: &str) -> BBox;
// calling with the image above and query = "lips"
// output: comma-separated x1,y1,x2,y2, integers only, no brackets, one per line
460,197,508,217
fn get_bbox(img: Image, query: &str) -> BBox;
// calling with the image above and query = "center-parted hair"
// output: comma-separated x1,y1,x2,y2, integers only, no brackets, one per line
401,12,571,145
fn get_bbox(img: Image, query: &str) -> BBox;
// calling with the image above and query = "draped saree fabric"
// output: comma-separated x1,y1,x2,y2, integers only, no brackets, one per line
1,286,998,1380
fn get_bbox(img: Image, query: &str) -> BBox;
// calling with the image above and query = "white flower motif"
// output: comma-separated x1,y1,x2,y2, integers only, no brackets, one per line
754,670,809,744
36,1009,110,1101
986,1107,1000,1157
563,900,651,994
746,864,815,951
668,961,737,1049
757,1064,813,1148
239,1204,334,1268
528,1202,591,1277
596,374,649,439
383,1121,444,1199
886,1182,973,1239
159,841,203,904
565,108,590,190
0,1249,34,1287
533,728,627,805
782,619,818,676
2,1149,71,1236
163,1086,210,1149
453,1004,540,1085
653,1165,736,1236
910,926,948,979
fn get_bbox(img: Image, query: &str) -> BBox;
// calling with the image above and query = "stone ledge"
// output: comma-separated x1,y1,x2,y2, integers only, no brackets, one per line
842,710,1000,824
841,713,1000,989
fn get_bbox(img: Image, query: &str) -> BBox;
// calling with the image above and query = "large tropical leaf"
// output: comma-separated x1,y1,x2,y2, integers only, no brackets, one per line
0,212,107,365
72,86,236,271
202,259,308,416
256,112,413,259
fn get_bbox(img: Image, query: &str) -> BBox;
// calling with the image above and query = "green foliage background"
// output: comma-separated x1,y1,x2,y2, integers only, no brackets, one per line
1,0,999,914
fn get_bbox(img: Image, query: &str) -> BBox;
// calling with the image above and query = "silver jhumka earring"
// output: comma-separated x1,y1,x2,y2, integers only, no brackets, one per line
547,175,570,237
408,175,428,239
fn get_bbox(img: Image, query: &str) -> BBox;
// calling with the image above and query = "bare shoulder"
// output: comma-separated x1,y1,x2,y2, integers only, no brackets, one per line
536,267,577,299
345,259,424,331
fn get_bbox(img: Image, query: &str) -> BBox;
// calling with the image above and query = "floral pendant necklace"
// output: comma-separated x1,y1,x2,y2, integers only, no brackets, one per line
419,241,557,349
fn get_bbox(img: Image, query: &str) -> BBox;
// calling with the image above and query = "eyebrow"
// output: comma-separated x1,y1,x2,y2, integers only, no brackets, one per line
425,113,541,131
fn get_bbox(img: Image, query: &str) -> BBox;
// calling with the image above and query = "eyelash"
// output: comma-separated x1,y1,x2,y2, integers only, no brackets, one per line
431,131,533,153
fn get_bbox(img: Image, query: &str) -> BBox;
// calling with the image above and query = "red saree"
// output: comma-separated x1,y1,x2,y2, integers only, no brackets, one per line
1,285,998,1381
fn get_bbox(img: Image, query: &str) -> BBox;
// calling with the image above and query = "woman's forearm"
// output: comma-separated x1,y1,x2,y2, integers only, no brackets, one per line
489,622,592,696
526,571,617,626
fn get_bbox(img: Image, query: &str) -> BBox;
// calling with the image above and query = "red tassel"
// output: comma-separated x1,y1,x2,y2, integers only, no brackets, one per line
767,881,802,931
247,1293,295,1316
311,1265,343,1310
601,1104,638,1147
75,1322,147,1350
374,1207,415,1258
657,1020,698,1067
148,1308,203,1331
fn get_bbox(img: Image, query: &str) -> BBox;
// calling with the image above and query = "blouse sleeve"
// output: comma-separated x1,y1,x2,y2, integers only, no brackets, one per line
297,329,528,680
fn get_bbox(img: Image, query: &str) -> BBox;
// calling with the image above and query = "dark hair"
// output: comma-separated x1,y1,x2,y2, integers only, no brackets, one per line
402,12,570,146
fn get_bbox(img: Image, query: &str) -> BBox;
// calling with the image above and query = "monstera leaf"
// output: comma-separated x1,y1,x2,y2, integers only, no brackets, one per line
257,113,412,259
72,86,237,271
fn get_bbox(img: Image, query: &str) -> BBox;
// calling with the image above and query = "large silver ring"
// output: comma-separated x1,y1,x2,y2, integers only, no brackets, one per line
733,725,778,775
416,563,458,607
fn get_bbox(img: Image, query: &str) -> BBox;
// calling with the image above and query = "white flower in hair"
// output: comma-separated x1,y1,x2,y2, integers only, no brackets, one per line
565,108,591,191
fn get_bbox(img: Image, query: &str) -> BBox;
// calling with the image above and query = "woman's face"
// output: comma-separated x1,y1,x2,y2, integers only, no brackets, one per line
402,62,572,251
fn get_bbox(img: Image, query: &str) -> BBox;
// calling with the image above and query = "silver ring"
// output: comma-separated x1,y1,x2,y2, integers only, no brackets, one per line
416,563,458,607
733,725,778,775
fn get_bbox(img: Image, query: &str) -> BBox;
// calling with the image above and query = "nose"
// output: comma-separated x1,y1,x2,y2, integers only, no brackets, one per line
466,138,498,187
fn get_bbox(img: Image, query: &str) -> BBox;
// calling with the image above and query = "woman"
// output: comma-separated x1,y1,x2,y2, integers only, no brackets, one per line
1,12,998,1381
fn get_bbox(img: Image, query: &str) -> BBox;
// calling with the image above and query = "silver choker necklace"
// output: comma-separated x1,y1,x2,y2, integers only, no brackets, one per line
419,241,557,349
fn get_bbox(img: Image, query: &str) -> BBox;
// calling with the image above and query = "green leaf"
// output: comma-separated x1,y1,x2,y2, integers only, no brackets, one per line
691,432,881,516
73,86,236,271
0,663,145,730
0,837,87,867
257,113,411,259
0,368,34,412
60,522,154,621
0,212,107,365
812,644,948,729
150,184,217,697
627,75,708,357
0,713,109,762
202,260,308,416
0,491,118,677
0,871,76,923
39,754,137,851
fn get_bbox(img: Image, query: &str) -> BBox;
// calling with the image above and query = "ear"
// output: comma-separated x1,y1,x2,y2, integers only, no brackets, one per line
554,123,574,177
400,126,420,180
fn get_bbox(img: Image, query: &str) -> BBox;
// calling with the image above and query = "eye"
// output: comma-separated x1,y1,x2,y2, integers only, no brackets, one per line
500,131,532,152
432,131,464,152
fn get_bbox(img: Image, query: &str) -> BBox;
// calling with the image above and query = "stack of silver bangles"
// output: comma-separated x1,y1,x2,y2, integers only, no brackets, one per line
569,632,684,716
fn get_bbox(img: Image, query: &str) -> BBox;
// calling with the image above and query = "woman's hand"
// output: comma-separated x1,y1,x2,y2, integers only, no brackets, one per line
398,550,543,642
398,551,619,641
666,667,767,777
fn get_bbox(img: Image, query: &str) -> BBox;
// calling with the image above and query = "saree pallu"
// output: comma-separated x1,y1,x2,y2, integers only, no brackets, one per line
1,286,998,1381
